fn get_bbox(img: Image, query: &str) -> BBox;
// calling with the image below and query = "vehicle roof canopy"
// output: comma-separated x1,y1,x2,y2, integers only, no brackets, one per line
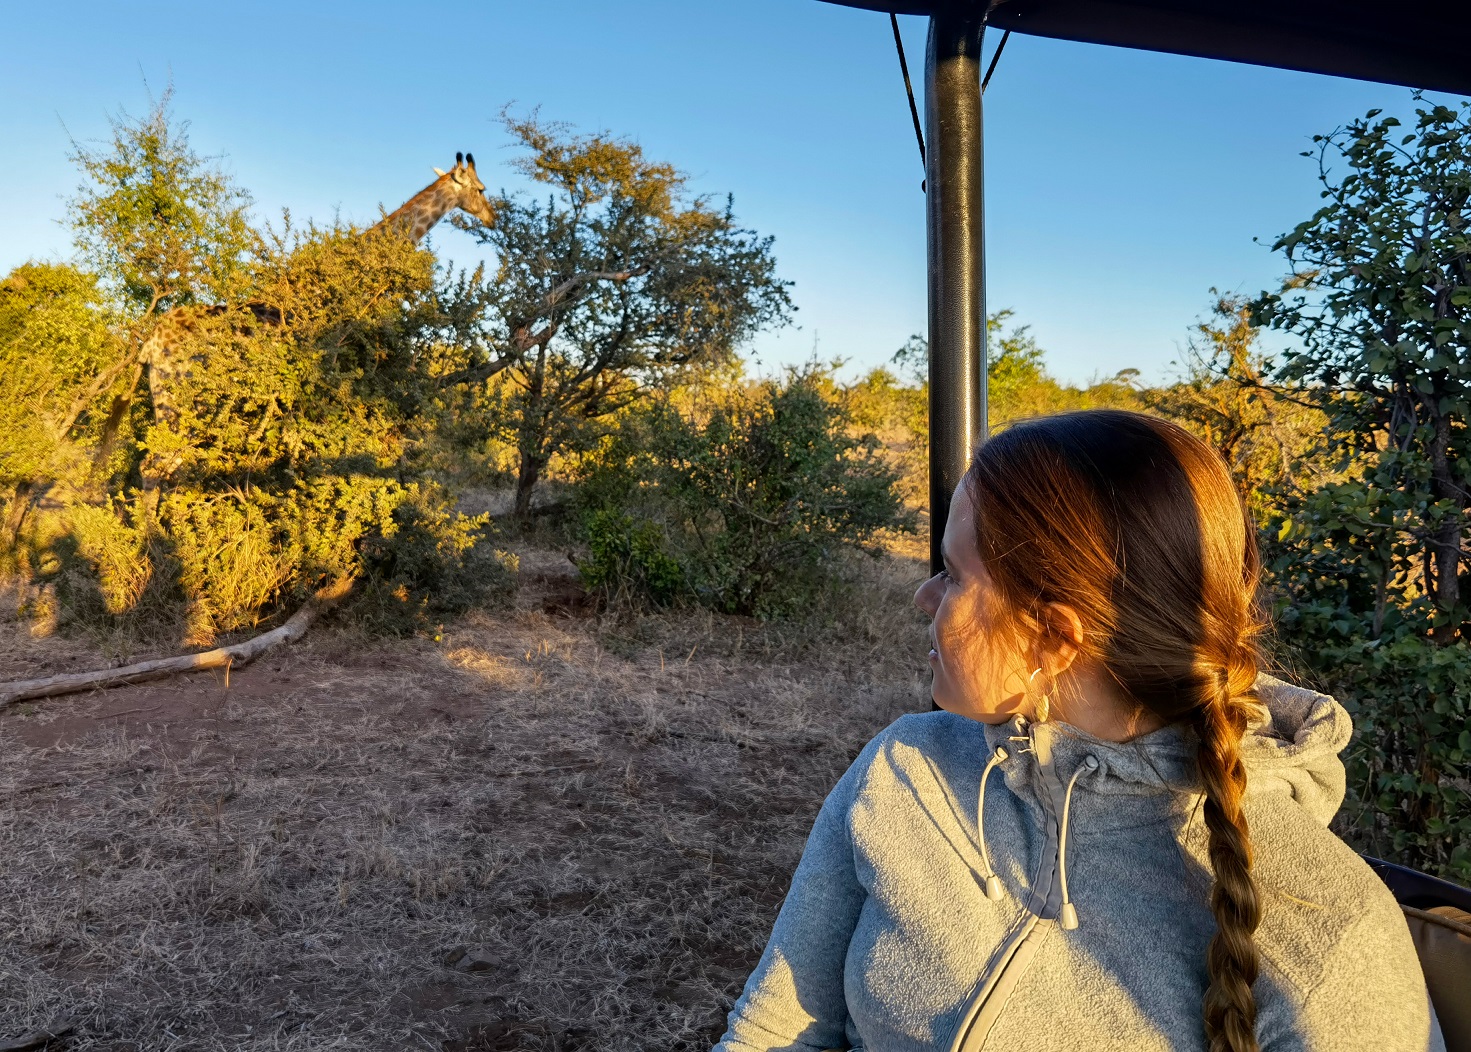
824,0,1471,97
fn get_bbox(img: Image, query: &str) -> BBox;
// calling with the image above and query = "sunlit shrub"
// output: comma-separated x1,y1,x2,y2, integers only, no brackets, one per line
574,370,916,619
67,501,153,616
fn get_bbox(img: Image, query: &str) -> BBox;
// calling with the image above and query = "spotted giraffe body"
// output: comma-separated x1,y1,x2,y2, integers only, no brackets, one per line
138,302,283,428
139,153,493,447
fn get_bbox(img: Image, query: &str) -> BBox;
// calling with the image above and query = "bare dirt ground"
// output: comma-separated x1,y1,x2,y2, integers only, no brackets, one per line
0,543,930,1051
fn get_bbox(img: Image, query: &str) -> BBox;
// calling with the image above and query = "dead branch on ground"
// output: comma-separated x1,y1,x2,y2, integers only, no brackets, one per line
0,578,353,710
0,1021,74,1052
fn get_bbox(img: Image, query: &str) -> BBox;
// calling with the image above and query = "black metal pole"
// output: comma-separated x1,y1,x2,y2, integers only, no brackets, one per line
925,8,986,576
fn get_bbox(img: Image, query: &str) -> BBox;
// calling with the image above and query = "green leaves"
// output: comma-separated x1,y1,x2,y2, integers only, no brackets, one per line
572,370,916,619
1254,102,1471,879
67,85,258,318
0,262,125,502
7,124,503,640
453,113,794,518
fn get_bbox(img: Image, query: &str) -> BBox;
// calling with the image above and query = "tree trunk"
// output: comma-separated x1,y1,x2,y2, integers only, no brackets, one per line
1427,409,1461,643
4,481,33,546
514,451,543,522
511,345,552,525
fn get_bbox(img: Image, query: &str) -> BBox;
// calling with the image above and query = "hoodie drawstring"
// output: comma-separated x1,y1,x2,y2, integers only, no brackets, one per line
1056,754,1100,930
976,745,1009,901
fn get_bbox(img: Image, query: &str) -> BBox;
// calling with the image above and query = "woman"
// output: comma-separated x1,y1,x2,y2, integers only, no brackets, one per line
712,410,1442,1052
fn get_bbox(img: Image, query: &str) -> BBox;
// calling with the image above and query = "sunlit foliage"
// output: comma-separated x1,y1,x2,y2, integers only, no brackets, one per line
445,111,794,519
5,99,509,644
1146,293,1333,518
67,86,258,318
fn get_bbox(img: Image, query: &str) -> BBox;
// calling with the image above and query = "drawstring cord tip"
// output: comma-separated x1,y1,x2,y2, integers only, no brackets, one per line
1055,754,1098,934
976,745,1010,904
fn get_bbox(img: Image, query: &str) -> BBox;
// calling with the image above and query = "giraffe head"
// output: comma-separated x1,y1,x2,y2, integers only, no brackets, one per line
375,152,497,242
432,152,496,227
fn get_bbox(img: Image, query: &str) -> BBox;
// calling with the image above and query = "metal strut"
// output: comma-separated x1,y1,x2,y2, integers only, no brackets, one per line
891,13,927,175
925,7,987,576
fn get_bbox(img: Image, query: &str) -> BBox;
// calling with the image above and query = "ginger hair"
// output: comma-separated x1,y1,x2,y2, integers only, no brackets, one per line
964,409,1265,1052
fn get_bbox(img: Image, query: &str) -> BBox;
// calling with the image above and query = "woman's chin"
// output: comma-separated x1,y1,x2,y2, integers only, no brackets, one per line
933,689,1027,726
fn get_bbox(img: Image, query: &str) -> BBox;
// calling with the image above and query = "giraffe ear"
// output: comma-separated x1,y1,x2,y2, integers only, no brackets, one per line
432,167,447,177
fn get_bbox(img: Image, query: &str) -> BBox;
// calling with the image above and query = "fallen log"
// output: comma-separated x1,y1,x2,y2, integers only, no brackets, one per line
0,578,353,711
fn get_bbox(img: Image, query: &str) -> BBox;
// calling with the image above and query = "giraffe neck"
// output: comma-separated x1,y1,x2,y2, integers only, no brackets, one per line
373,181,458,243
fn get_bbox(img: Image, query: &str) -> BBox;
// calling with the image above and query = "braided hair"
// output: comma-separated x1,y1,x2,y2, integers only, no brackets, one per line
965,409,1266,1052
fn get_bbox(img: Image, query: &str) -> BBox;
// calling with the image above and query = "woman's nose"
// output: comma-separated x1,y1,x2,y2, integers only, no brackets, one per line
914,575,940,617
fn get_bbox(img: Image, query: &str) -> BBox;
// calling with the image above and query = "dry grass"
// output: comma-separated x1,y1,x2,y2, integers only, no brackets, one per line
0,543,931,1051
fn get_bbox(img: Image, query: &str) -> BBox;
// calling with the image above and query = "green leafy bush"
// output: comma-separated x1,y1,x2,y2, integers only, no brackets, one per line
1252,101,1471,882
0,263,127,556
574,371,916,619
579,509,684,608
1264,482,1471,882
349,486,517,635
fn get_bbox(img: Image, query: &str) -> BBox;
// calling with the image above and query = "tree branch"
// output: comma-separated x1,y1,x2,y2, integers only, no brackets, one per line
544,267,647,309
49,350,139,443
434,355,515,390
0,578,354,710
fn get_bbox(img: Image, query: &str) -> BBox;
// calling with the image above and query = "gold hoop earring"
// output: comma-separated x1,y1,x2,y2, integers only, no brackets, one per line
1029,666,1050,723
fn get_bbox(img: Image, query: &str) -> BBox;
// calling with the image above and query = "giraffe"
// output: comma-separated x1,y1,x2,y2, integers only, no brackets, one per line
135,153,494,493
377,151,495,240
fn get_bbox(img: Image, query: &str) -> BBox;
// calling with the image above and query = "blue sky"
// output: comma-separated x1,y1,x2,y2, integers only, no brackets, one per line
2,0,1464,384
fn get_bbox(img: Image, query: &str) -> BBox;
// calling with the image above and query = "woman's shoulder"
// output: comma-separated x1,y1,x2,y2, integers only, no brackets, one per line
1248,805,1418,1001
880,708,983,744
828,710,987,806
1251,836,1438,1047
854,709,988,772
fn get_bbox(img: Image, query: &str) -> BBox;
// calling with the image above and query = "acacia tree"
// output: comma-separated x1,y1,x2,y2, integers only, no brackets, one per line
68,86,258,320
454,114,793,519
1253,100,1471,878
1145,294,1329,512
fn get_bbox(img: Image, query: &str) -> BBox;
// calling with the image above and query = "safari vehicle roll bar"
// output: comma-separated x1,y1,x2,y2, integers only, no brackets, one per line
819,0,1471,576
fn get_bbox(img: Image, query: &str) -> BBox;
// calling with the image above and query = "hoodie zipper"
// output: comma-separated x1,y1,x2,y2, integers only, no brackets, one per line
945,910,1051,1052
946,731,1085,1052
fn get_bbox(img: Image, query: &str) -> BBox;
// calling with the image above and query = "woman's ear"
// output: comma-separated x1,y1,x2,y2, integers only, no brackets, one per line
1038,602,1085,676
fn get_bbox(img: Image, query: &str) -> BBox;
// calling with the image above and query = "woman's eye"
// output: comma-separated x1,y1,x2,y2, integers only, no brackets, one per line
939,568,954,583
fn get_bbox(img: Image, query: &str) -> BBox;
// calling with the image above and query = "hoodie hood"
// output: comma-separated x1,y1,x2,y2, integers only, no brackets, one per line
1240,672,1352,824
982,671,1352,827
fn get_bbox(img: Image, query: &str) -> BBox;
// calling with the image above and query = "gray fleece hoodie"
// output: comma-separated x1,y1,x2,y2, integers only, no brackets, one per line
713,675,1444,1052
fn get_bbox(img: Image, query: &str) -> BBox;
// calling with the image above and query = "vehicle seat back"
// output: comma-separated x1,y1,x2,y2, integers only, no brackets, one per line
1366,856,1471,1052
1400,904,1471,1052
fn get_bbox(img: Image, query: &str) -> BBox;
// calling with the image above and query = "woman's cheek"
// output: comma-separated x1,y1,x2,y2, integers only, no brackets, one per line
943,600,985,678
